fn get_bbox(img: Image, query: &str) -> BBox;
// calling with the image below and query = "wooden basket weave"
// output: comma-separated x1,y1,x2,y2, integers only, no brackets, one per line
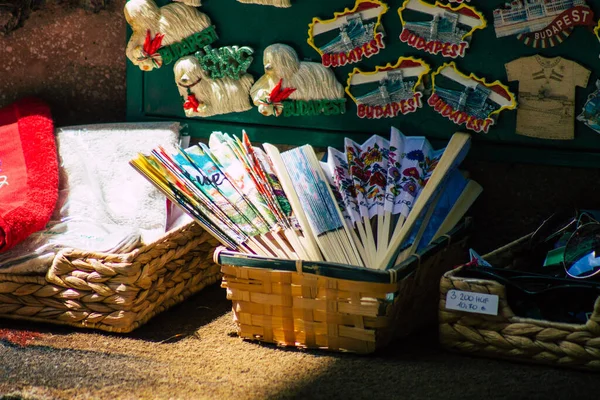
439,236,600,370
0,221,221,333
217,220,471,354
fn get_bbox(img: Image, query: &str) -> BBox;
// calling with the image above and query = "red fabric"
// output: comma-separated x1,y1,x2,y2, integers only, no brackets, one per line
0,98,58,252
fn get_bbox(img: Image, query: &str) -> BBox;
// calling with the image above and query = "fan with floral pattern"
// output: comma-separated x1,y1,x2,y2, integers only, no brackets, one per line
323,129,473,269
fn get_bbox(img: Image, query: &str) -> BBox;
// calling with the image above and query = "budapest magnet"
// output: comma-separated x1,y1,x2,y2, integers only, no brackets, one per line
428,62,516,134
493,0,594,48
398,0,486,59
346,57,430,119
308,0,389,68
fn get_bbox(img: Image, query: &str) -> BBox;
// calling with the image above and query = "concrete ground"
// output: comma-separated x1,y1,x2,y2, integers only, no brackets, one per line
1,284,599,400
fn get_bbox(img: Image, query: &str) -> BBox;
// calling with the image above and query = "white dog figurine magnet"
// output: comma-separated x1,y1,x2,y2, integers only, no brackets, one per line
250,44,346,117
174,56,254,118
125,0,217,71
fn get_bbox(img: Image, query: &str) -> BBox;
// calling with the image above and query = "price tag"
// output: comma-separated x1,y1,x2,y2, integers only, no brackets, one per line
445,290,499,316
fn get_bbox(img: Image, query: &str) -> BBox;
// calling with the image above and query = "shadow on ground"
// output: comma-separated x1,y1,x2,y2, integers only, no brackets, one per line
125,284,233,343
0,284,232,344
264,328,599,400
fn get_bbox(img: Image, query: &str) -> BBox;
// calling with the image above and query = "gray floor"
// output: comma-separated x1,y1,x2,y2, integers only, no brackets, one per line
1,284,597,400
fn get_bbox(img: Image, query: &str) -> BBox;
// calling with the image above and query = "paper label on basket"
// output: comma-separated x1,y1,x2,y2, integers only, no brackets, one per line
445,290,498,316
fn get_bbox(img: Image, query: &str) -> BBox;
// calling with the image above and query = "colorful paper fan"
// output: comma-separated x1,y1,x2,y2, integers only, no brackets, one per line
344,135,392,261
319,129,474,269
398,168,482,263
131,128,478,272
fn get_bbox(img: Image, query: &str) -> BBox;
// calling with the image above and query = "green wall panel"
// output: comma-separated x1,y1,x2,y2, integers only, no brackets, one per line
127,0,600,167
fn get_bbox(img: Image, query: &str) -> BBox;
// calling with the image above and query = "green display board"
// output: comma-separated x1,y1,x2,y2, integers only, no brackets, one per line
126,0,600,167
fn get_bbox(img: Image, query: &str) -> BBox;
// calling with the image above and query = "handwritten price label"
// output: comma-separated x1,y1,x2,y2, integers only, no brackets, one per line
445,290,499,316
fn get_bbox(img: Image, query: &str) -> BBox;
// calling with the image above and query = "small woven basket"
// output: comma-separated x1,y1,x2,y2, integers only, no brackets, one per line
439,235,600,370
0,221,221,333
217,220,470,354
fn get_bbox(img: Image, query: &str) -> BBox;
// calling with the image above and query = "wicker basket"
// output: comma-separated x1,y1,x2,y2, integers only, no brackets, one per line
0,221,221,333
439,235,600,370
217,220,471,353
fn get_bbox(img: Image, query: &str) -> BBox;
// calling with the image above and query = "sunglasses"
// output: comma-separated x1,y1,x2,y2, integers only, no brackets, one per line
564,222,600,280
516,211,600,280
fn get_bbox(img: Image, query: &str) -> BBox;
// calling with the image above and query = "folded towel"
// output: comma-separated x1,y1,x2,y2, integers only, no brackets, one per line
54,121,182,244
0,98,59,252
0,121,182,275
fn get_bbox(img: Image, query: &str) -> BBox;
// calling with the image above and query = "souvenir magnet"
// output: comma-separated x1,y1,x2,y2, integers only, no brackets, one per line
428,62,516,134
307,0,389,68
398,0,486,59
506,55,590,140
493,0,594,48
578,80,600,134
174,56,254,118
345,57,430,119
196,45,254,80
250,44,346,117
237,0,291,7
124,0,217,71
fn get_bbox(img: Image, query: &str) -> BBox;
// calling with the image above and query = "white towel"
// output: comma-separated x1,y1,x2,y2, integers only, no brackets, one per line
54,121,182,243
0,122,182,275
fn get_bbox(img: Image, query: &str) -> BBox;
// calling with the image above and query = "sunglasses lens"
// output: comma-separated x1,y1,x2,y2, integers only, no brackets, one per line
564,223,600,278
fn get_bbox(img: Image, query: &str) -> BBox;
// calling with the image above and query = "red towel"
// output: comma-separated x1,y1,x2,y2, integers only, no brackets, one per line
0,98,58,252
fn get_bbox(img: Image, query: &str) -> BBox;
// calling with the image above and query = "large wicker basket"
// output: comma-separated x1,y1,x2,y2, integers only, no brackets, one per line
0,221,221,333
217,220,471,354
439,235,600,370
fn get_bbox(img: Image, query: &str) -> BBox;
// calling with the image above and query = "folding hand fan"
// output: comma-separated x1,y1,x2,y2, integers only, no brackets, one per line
377,132,471,270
